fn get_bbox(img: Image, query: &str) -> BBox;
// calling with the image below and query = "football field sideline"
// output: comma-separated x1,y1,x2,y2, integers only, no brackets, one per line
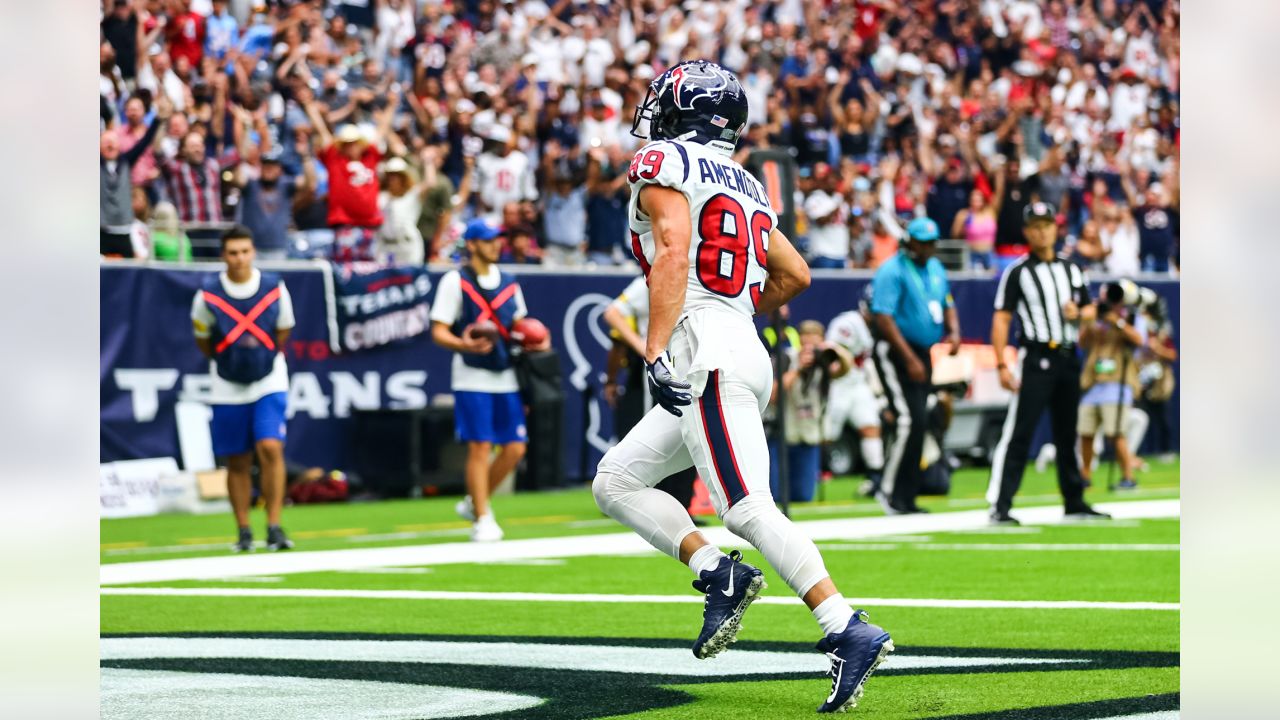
100,498,1179,585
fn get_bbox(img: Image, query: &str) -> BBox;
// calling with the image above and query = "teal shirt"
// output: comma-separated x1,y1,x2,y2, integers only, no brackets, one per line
870,251,953,349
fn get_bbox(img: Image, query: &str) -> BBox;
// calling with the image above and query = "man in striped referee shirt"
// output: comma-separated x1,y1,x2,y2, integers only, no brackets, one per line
986,202,1111,525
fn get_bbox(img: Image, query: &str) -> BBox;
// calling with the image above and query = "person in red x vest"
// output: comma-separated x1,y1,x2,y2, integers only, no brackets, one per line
430,219,545,542
191,225,296,553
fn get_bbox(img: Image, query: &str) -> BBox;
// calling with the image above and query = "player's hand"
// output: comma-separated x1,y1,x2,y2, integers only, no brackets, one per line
1062,301,1080,322
603,381,619,408
998,365,1020,392
646,351,692,417
948,332,962,356
906,354,927,383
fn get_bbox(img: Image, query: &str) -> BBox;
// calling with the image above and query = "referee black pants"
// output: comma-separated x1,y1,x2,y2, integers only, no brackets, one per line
987,345,1088,515
876,341,933,511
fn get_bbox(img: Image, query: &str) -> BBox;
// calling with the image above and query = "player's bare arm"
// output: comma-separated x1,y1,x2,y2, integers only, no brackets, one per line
639,184,693,363
990,309,1018,391
431,320,493,355
755,228,811,316
603,304,646,357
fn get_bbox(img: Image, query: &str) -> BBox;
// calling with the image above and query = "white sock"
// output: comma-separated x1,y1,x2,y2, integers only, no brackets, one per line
687,544,727,577
812,594,855,636
860,437,884,471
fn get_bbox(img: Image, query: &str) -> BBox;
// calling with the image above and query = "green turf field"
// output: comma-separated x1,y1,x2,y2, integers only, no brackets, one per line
101,460,1180,719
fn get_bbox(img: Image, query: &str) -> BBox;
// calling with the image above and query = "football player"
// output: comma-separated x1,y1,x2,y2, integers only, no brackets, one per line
592,61,893,713
825,287,888,498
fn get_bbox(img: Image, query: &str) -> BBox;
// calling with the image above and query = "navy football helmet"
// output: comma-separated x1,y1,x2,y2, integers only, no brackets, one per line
631,60,749,148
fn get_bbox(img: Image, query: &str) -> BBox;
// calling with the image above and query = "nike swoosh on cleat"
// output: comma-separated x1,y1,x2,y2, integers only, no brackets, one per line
826,656,845,704
721,566,735,597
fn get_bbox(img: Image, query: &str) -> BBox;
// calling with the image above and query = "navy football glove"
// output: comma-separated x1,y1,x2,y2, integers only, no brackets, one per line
646,351,692,417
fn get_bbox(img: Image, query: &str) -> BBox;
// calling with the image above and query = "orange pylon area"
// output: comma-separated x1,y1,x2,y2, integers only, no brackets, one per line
689,476,716,516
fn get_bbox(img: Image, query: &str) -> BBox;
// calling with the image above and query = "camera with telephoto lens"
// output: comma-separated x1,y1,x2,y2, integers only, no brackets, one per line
815,347,841,368
1096,278,1158,316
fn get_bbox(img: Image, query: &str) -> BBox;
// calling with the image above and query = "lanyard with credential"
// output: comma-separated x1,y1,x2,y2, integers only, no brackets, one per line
902,254,943,326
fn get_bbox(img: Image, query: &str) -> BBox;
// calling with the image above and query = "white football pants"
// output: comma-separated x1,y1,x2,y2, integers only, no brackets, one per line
593,329,832,598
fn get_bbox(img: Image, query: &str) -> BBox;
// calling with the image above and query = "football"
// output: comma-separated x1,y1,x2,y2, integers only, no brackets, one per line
466,319,502,343
511,317,550,349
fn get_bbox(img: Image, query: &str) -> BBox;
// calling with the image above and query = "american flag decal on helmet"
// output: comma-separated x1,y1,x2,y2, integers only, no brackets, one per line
710,115,729,128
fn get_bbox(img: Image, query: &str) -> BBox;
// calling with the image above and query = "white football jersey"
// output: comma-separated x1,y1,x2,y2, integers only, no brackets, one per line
827,310,876,389
826,310,874,361
627,139,777,322
475,150,537,224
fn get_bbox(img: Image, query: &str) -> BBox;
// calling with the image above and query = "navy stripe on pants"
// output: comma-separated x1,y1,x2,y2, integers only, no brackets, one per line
699,370,749,507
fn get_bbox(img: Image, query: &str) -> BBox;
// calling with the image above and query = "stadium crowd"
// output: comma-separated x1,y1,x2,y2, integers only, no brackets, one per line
100,0,1180,274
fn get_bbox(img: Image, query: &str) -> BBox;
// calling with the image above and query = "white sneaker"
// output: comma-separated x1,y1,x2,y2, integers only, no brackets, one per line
455,496,476,522
1035,445,1056,474
471,515,504,542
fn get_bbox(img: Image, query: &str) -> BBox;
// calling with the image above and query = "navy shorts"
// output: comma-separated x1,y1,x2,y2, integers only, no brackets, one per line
454,390,527,445
210,392,288,457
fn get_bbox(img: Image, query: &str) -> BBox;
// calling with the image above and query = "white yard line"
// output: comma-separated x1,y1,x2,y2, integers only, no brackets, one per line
100,499,1180,586
817,543,1178,552
100,587,1179,612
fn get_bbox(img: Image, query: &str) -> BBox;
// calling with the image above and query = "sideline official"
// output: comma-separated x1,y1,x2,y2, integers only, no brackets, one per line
191,225,295,552
986,202,1110,524
870,218,961,515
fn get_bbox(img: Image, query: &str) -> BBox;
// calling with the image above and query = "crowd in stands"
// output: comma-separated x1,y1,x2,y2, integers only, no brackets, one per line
100,0,1180,274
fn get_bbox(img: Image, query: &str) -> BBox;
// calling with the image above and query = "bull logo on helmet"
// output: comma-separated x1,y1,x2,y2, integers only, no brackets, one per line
664,62,729,111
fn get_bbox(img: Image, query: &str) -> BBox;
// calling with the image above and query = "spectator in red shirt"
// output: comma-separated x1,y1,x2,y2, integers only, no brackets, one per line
853,1,884,44
160,132,229,224
164,0,205,70
304,90,405,263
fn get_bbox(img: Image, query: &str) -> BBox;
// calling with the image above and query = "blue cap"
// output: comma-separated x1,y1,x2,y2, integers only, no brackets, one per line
905,217,940,242
463,219,500,242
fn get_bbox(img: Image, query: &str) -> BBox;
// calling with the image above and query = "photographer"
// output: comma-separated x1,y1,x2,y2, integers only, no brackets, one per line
770,320,853,503
1077,284,1147,490
1137,299,1179,461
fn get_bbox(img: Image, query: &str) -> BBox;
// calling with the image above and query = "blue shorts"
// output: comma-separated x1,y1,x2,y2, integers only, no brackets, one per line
454,390,527,445
210,392,288,457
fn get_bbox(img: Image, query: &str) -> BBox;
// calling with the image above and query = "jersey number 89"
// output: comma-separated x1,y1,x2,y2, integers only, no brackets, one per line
697,193,771,304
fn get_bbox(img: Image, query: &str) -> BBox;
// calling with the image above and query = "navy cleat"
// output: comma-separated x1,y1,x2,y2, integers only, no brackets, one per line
691,550,766,659
232,528,254,553
815,610,894,713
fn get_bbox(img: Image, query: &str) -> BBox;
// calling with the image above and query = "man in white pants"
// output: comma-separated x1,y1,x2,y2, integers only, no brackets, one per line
592,60,893,714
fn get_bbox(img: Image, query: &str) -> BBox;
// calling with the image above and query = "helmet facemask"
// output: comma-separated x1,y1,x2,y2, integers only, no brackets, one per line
630,83,660,140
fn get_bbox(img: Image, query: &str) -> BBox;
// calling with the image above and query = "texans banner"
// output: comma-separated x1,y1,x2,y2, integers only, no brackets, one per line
101,264,1180,480
330,262,434,353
